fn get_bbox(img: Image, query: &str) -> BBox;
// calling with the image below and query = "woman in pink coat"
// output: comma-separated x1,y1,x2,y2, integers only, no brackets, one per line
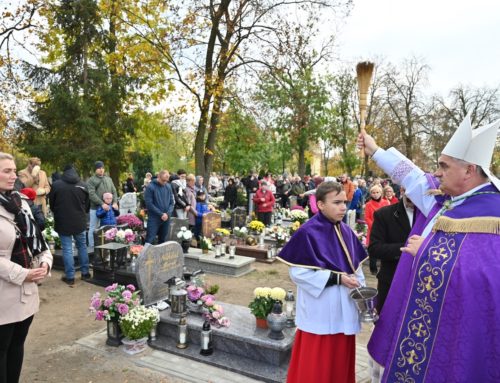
0,152,52,383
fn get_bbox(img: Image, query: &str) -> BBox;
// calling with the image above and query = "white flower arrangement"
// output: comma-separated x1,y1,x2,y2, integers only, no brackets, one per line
119,305,159,340
177,226,193,241
233,226,248,237
289,210,308,224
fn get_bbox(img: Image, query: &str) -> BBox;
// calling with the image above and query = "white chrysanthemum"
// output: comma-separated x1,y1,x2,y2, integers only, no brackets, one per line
254,287,264,297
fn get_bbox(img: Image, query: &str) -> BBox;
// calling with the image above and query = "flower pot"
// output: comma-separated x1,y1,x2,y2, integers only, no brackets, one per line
121,336,148,355
187,301,203,314
202,248,208,254
255,317,268,329
181,241,190,253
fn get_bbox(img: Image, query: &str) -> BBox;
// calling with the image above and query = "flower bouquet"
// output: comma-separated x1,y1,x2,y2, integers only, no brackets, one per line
105,227,136,244
233,226,247,238
89,283,140,321
289,220,301,235
200,236,212,253
201,295,230,328
215,228,231,237
42,226,60,249
289,209,308,224
129,244,143,257
249,287,286,321
116,214,144,231
247,220,265,233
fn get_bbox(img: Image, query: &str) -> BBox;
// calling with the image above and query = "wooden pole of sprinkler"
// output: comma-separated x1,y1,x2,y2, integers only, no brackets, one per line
356,62,375,166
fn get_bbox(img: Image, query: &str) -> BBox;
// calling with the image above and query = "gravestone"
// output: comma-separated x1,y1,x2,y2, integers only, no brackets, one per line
347,209,356,230
202,212,222,238
166,217,190,243
231,207,247,229
119,192,137,216
135,242,184,306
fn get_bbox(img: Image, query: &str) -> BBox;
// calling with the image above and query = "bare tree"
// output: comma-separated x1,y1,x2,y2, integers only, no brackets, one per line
382,57,430,160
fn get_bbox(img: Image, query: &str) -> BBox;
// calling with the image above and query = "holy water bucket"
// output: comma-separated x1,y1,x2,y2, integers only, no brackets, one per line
349,287,378,323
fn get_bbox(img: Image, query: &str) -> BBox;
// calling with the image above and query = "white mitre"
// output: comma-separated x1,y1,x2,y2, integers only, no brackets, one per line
442,113,500,190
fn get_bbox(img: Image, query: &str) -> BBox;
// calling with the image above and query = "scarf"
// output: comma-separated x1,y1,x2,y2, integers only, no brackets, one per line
0,191,48,268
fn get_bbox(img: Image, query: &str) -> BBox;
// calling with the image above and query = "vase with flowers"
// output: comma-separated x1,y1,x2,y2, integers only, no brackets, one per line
200,236,212,254
119,305,159,354
177,226,193,253
105,227,136,244
248,287,287,329
89,283,141,346
247,220,265,234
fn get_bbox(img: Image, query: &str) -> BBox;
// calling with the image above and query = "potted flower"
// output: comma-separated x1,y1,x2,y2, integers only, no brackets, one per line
233,226,247,244
200,236,212,254
89,283,141,346
116,213,144,231
119,305,159,354
289,209,308,224
247,220,265,234
186,285,205,313
248,287,286,328
42,226,60,250
176,226,193,253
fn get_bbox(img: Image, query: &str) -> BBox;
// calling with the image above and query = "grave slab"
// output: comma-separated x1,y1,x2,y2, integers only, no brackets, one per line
150,302,294,383
183,248,255,277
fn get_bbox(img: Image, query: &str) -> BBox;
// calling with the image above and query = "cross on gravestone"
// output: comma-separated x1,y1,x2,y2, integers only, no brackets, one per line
202,212,222,238
231,207,247,229
135,242,184,306
119,192,137,216
167,217,189,243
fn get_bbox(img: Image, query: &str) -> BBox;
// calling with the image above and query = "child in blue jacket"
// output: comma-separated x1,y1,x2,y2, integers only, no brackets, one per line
194,190,212,240
96,192,120,225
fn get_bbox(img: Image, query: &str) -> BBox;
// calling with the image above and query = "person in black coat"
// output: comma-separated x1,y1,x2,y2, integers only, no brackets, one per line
223,178,238,209
368,189,414,313
49,165,91,284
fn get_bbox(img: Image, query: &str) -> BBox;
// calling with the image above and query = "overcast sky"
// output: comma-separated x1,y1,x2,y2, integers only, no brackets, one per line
335,0,500,97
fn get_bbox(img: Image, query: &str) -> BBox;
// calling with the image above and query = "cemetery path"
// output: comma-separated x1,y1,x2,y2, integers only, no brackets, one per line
21,262,375,382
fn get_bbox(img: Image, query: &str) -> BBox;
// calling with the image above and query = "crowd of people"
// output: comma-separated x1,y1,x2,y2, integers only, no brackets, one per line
3,111,499,383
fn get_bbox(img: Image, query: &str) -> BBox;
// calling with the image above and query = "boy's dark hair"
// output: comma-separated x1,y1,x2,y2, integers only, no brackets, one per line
316,181,343,203
177,169,187,176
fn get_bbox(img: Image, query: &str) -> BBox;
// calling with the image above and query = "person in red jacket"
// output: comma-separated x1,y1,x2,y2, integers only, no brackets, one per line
364,184,389,274
253,181,276,226
383,185,399,205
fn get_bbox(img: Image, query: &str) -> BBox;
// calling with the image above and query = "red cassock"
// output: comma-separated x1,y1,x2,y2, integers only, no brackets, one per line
287,329,355,383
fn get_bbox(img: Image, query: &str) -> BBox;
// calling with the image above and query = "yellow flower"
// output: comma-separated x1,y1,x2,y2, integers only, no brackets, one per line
270,287,286,301
261,287,272,297
253,287,263,297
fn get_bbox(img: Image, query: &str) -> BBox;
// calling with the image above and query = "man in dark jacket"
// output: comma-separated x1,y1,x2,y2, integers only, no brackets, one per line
368,188,414,313
144,169,175,244
49,165,90,286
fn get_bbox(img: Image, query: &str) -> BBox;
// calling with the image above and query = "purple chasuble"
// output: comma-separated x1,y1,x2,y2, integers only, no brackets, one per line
277,212,367,273
372,183,500,383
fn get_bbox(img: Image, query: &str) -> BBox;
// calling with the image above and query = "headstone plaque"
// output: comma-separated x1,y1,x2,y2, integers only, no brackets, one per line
202,212,222,238
119,192,137,216
231,207,247,229
347,209,356,230
135,242,184,306
167,217,189,242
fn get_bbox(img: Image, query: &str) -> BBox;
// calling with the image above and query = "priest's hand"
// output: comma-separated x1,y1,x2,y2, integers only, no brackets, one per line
401,235,424,256
340,274,360,289
357,131,379,157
